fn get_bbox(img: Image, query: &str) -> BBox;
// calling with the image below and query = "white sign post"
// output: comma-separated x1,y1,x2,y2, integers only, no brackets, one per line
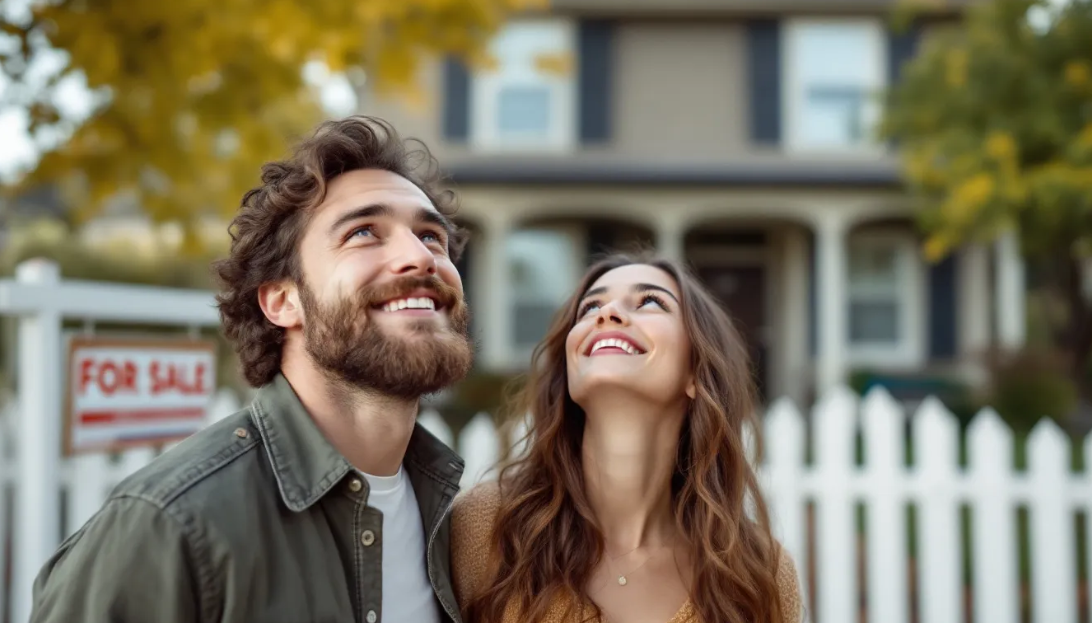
65,337,218,454
0,258,223,623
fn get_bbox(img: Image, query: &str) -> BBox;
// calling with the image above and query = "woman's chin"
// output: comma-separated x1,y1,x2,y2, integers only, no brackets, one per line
570,371,679,405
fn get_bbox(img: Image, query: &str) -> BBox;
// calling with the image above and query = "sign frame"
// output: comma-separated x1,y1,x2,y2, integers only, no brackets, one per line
63,334,219,456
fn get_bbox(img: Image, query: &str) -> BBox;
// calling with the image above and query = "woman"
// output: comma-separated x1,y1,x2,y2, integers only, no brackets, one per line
451,252,802,623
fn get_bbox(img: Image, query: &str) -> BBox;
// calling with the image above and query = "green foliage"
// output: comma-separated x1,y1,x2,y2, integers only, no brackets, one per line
0,0,545,252
883,0,1092,261
983,347,1079,432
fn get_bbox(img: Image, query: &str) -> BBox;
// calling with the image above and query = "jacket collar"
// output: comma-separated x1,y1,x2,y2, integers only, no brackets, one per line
251,373,464,512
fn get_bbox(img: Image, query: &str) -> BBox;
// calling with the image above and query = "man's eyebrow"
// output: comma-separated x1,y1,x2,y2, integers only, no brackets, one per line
579,283,680,303
414,207,455,238
326,204,454,239
327,204,390,238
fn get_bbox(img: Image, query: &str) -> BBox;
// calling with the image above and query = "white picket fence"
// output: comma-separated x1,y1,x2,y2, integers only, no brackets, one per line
0,384,1088,623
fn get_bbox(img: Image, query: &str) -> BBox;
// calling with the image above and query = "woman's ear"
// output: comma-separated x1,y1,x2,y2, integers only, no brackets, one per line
686,378,696,400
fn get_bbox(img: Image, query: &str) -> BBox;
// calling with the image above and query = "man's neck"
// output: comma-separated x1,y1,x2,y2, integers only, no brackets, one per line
281,356,419,477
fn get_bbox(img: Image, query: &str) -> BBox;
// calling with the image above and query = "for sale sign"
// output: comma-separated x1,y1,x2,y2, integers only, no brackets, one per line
65,336,218,455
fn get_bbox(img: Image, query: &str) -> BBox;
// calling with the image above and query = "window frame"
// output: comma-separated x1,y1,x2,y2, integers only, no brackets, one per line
782,17,888,156
845,230,925,368
470,18,578,153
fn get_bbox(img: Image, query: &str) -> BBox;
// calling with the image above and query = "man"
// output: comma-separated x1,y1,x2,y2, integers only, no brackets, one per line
29,116,476,623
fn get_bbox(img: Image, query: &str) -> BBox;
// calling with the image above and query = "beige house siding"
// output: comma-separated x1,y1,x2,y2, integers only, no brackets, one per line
611,23,748,158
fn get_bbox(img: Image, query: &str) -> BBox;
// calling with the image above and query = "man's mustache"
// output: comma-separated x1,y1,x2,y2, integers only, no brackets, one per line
360,275,462,310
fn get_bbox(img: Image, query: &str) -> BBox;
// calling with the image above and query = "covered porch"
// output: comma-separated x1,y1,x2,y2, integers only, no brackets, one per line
454,185,1027,406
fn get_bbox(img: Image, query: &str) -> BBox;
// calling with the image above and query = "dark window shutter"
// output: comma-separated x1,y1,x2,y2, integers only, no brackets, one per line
443,57,470,141
887,26,921,85
929,253,958,359
746,19,781,145
578,20,615,143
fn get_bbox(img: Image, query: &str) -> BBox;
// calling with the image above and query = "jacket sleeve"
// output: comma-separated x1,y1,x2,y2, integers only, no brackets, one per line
29,496,205,623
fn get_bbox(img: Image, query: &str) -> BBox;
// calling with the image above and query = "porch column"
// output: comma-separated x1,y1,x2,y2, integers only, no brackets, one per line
815,217,849,393
780,226,810,405
477,215,514,370
958,244,991,371
655,212,687,265
994,230,1026,350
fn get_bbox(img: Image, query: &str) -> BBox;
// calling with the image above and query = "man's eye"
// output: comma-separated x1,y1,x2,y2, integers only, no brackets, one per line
422,231,441,243
349,226,374,239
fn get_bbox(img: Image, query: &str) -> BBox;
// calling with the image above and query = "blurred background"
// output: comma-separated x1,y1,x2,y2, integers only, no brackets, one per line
1,0,1091,622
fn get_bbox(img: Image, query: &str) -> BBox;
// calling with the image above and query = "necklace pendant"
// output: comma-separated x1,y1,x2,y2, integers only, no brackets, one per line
618,576,627,586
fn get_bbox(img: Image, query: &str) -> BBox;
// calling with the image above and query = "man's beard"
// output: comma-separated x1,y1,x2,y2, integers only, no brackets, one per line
298,274,474,399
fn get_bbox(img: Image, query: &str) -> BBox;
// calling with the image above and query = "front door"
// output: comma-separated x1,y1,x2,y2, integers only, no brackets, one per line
695,265,768,401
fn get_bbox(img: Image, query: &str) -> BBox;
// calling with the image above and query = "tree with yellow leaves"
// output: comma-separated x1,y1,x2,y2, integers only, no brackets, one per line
882,0,1092,397
0,0,543,249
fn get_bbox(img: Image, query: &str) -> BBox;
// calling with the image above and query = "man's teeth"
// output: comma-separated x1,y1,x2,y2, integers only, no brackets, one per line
381,297,437,312
591,338,641,355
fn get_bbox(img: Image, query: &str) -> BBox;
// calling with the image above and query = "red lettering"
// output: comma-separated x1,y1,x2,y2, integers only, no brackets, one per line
151,361,165,394
193,363,206,394
79,358,94,394
150,361,207,395
122,361,137,392
78,358,139,396
100,361,120,395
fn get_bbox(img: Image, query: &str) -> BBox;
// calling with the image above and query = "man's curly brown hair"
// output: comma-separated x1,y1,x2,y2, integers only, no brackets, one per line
212,115,468,388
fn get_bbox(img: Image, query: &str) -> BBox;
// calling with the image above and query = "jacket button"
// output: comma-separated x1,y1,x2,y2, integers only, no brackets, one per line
361,530,376,546
366,610,377,623
349,479,363,493
233,428,248,439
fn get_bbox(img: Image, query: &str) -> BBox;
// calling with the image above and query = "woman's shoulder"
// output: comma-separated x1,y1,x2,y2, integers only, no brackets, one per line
772,542,804,623
450,481,504,610
452,480,503,527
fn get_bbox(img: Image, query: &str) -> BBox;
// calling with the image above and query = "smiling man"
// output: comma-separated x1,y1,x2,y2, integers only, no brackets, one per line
29,117,475,623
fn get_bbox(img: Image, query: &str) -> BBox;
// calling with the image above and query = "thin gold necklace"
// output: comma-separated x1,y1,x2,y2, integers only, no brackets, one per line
609,551,656,586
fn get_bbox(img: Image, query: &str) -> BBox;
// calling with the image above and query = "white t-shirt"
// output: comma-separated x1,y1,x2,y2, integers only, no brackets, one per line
361,467,442,623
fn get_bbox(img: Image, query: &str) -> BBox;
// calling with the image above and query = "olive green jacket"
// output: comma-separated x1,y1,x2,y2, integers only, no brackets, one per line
29,373,466,623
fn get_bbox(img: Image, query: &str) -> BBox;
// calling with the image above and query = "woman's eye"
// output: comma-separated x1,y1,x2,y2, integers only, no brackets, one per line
579,301,600,316
639,294,668,309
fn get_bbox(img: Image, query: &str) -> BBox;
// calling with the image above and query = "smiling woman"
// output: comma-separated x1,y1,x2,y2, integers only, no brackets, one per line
451,251,802,623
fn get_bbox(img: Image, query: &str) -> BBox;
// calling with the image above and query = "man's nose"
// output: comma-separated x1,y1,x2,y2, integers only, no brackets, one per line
387,229,437,276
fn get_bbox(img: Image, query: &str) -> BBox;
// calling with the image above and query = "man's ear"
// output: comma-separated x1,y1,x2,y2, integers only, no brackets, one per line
258,280,303,329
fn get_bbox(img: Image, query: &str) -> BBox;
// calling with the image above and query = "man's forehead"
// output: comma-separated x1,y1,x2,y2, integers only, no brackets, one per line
318,169,437,218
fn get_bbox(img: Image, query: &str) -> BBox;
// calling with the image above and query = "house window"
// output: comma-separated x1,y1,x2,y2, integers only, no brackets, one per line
846,232,923,366
508,228,581,349
471,20,576,151
784,19,885,152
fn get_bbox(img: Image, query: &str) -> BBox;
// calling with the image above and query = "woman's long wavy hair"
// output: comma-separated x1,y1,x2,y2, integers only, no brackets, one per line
465,252,786,623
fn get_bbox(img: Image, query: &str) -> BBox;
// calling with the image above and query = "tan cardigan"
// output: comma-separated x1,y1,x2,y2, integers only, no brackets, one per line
451,483,804,623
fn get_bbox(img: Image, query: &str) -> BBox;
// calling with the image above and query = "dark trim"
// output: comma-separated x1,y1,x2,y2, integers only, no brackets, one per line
446,163,901,187
747,19,782,145
442,57,471,141
928,253,958,359
578,20,615,143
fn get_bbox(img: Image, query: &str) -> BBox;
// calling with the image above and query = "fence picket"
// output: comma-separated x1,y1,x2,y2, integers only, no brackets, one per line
765,397,807,601
2,381,1092,623
968,408,1018,623
459,413,499,489
66,453,114,538
418,409,453,448
813,386,857,623
861,387,908,623
913,396,961,623
0,398,12,623
1027,418,1076,623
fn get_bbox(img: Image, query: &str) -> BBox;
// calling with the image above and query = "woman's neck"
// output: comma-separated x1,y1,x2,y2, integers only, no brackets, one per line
580,391,686,554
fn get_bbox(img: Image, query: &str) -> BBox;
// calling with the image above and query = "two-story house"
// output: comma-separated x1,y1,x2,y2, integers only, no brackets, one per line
362,0,1027,407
